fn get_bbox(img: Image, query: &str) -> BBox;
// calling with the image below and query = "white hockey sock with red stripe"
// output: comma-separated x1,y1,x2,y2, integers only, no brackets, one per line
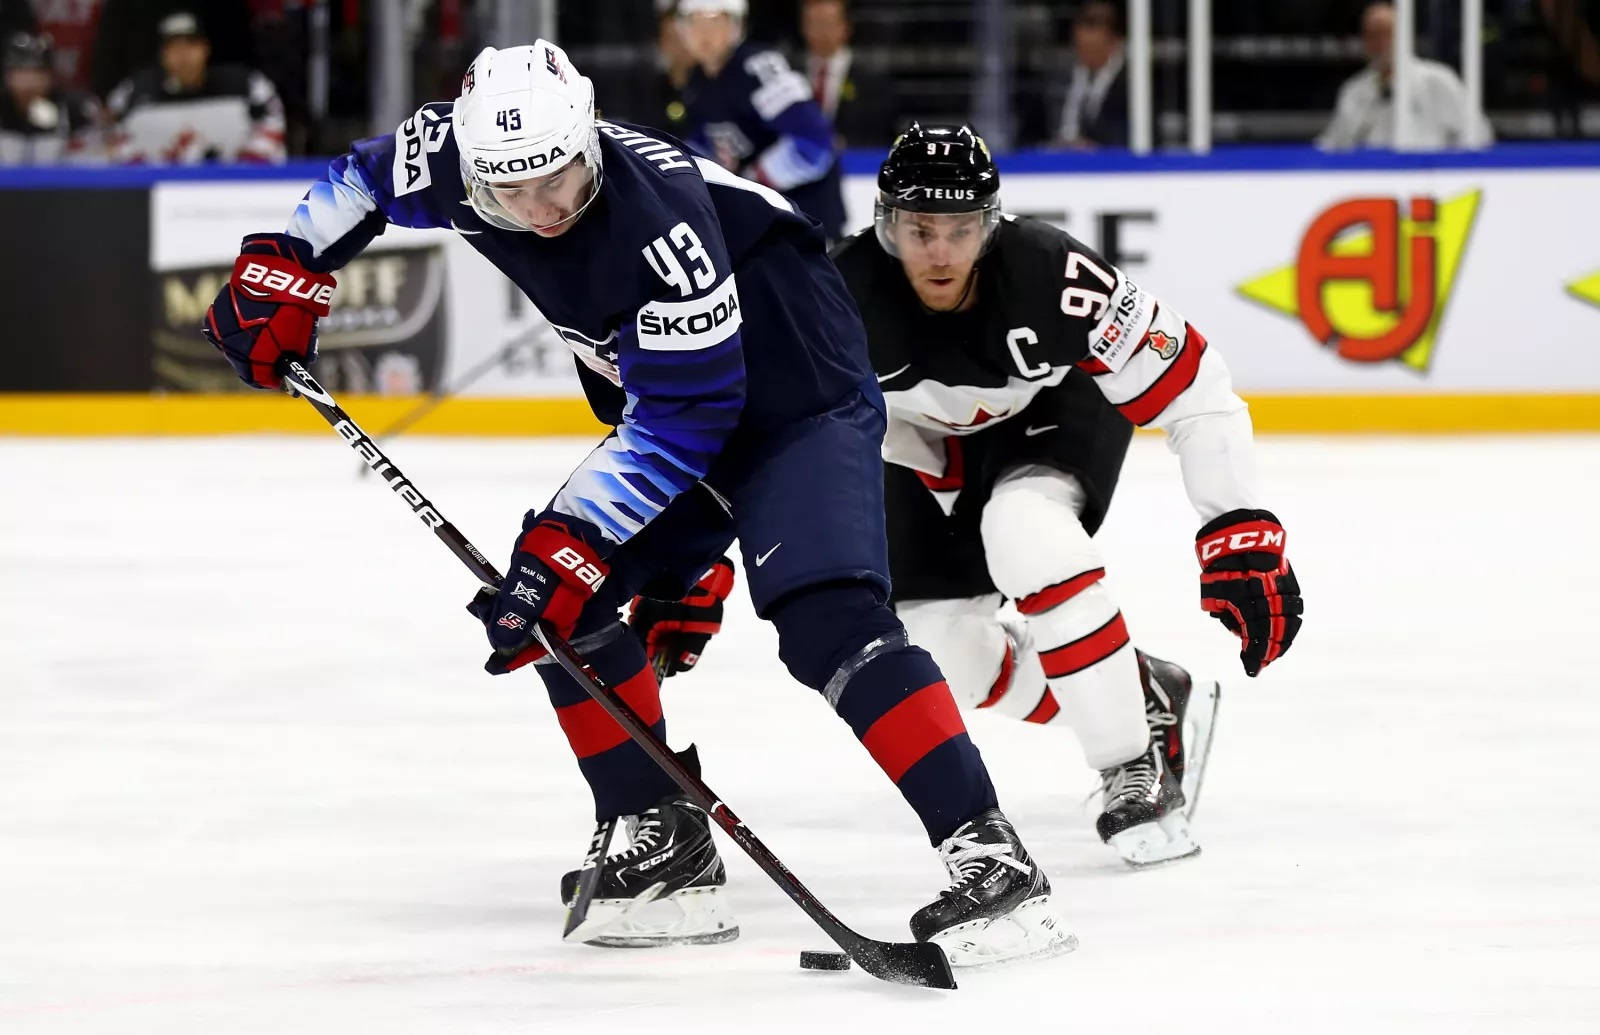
981,465,1149,769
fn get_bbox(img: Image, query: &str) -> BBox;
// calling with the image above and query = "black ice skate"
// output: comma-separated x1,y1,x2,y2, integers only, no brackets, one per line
910,809,1077,967
1137,650,1222,819
1096,740,1199,867
558,793,738,947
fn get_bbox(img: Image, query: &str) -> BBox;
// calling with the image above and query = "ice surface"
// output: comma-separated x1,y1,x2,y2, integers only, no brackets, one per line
3,433,1598,1034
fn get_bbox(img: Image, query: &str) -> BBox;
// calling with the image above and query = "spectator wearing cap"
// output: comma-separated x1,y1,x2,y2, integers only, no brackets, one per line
0,32,106,165
105,10,286,163
1317,1,1493,150
1055,1,1129,149
799,0,897,148
91,0,252,101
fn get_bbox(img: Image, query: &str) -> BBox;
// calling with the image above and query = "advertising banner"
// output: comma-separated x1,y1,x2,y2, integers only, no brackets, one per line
843,167,1600,392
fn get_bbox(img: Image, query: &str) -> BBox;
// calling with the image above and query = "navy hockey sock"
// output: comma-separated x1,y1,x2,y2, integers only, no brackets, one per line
771,585,999,843
536,621,677,820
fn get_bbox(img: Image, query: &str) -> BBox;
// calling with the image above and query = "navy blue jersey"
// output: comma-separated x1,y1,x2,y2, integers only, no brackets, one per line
285,108,872,545
681,40,845,238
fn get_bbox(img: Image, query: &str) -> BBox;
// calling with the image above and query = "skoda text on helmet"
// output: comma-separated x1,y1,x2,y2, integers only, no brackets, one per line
453,42,602,234
873,123,1002,259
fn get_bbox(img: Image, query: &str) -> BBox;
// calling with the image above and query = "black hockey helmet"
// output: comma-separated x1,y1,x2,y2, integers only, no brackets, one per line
874,122,1002,257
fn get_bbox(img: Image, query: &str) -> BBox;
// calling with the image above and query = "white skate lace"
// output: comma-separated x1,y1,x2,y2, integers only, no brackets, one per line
936,830,1030,893
1100,752,1159,808
610,811,666,863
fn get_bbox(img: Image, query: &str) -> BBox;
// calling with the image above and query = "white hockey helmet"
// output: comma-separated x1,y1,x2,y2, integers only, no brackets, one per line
452,42,602,233
677,0,748,17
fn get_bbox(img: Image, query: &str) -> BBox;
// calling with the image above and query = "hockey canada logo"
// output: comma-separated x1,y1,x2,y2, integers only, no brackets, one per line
1147,329,1179,361
1237,191,1481,372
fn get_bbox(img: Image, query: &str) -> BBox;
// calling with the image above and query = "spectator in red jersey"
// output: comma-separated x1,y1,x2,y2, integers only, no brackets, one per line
106,9,286,163
33,0,104,94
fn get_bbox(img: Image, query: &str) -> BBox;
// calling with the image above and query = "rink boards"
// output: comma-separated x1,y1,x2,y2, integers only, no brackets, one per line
2,146,1598,433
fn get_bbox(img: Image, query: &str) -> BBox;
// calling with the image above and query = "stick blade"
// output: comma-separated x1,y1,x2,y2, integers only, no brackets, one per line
844,938,957,989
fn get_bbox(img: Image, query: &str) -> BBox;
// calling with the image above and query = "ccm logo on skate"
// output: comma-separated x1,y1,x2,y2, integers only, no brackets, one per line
1199,528,1285,562
636,277,743,351
237,263,335,308
552,545,606,589
333,420,445,530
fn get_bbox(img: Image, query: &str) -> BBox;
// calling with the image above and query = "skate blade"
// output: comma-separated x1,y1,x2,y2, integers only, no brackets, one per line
1181,679,1222,822
1108,812,1201,868
563,880,667,944
927,894,1079,969
577,884,740,948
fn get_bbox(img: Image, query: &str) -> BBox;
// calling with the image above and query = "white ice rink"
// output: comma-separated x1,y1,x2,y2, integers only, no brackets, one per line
3,432,1599,1034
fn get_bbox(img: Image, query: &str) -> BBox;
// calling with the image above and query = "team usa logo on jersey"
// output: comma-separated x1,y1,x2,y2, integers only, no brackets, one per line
1237,191,1481,372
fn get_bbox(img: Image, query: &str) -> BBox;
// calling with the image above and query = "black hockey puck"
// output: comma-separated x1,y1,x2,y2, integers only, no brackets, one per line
798,950,852,971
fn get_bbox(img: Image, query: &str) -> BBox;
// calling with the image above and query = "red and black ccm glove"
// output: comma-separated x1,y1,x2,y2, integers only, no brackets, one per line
465,511,612,674
628,557,736,677
202,234,336,389
1196,509,1303,677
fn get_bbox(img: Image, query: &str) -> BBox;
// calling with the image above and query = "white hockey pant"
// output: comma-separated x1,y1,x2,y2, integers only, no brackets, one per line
900,466,1148,771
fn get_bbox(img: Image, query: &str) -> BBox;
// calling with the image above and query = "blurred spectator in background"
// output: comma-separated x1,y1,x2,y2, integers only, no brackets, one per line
1318,1,1493,149
0,31,104,164
679,0,845,239
649,1,696,138
106,10,285,163
1055,1,1129,149
799,0,896,148
92,0,251,101
34,0,104,94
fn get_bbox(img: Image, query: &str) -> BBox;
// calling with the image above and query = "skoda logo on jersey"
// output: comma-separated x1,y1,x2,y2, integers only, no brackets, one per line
640,294,740,338
636,276,743,352
472,146,567,178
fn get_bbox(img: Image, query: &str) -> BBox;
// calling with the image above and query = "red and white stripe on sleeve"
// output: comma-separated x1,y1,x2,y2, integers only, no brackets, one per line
1077,283,1263,522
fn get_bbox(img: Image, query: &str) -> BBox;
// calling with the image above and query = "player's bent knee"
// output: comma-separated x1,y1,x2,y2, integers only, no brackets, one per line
898,597,1009,709
980,466,1104,604
769,582,905,693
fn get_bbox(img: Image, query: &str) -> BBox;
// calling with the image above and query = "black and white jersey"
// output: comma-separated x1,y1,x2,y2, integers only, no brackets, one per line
106,64,286,163
830,215,1261,521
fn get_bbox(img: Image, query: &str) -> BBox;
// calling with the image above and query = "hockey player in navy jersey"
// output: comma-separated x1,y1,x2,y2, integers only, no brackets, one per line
676,0,846,239
200,44,1072,965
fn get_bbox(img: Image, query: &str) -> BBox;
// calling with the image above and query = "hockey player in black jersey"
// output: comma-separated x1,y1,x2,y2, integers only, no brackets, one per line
820,124,1306,866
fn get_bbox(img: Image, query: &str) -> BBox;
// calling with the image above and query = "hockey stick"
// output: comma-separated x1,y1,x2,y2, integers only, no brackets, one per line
559,650,673,943
278,359,957,990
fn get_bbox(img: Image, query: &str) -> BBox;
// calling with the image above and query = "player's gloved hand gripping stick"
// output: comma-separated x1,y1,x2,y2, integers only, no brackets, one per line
275,358,956,990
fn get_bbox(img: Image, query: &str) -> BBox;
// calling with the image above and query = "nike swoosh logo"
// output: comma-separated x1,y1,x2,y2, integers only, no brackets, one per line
451,219,483,235
1023,424,1059,437
876,363,911,383
755,543,782,566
